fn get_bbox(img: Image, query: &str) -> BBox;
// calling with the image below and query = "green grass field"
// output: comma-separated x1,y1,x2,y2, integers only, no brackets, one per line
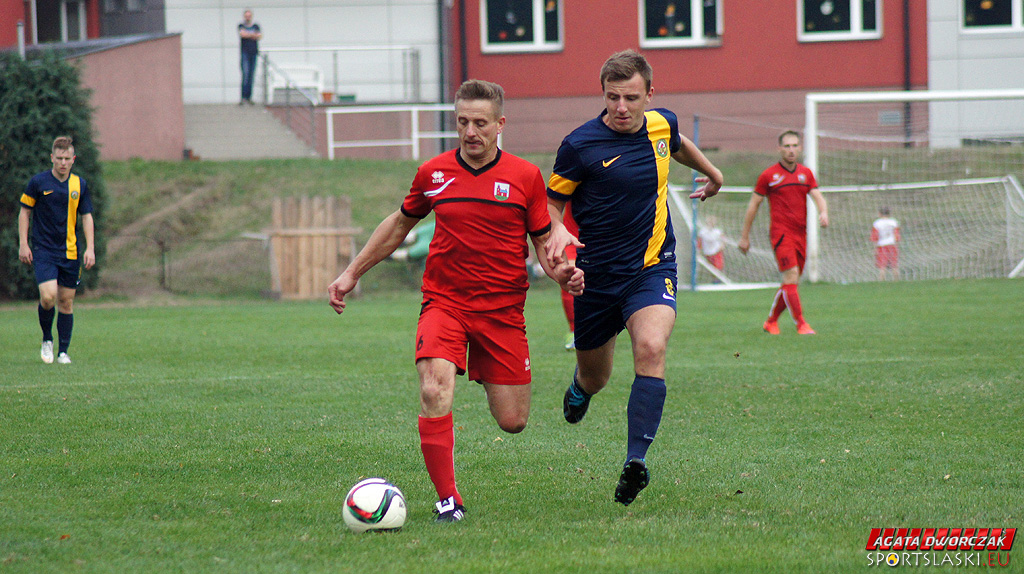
1,279,1022,573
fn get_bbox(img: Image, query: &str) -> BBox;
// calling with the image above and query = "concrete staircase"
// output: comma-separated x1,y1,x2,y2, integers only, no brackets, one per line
184,104,318,160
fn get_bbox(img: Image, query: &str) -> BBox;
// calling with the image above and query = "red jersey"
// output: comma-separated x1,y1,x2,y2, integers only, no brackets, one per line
754,162,818,242
402,149,551,311
563,201,579,260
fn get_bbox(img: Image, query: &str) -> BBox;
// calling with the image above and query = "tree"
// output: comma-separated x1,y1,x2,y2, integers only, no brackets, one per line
0,51,105,300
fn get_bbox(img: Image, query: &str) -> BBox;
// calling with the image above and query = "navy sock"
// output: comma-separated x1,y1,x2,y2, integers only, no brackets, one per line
626,375,667,463
39,304,55,341
57,312,73,354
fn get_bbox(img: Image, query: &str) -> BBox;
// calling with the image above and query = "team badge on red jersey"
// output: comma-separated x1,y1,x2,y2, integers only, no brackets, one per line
494,182,510,201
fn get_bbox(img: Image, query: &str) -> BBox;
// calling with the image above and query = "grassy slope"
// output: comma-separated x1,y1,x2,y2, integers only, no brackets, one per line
96,153,777,299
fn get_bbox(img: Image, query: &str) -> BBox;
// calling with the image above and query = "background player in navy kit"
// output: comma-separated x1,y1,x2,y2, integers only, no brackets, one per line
18,136,95,364
328,80,583,523
545,50,723,506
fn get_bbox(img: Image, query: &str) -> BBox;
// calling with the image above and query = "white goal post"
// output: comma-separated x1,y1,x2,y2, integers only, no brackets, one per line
803,89,1024,282
676,89,1024,290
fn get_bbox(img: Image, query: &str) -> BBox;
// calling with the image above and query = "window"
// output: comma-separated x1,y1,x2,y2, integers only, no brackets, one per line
963,0,1024,30
799,0,881,42
640,0,721,48
481,0,562,53
103,0,145,13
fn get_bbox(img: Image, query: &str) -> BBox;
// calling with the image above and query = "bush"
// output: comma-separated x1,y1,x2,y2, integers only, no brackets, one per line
0,51,105,300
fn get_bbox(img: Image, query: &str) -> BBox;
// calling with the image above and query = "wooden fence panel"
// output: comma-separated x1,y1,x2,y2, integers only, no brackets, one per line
270,196,362,300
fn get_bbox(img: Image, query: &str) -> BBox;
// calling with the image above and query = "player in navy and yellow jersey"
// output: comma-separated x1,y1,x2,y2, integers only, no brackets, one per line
545,50,723,506
738,130,829,335
328,80,583,523
18,136,95,364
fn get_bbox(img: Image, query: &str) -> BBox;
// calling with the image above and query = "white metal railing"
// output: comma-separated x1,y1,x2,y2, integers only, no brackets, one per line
260,45,421,104
326,104,458,160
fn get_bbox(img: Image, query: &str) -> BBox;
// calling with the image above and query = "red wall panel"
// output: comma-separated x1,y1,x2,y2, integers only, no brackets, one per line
456,0,928,99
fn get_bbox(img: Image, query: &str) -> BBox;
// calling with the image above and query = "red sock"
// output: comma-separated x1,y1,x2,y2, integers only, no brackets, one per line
418,413,461,505
560,289,575,332
768,288,787,322
781,284,805,324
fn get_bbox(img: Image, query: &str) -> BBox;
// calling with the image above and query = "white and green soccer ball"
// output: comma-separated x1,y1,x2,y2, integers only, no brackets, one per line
343,478,406,533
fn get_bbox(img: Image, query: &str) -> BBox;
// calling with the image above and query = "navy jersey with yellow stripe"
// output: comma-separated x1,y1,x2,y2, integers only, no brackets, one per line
20,170,93,260
547,108,681,282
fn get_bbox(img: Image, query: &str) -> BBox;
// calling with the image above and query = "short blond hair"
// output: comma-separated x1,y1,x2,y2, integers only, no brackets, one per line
455,79,504,117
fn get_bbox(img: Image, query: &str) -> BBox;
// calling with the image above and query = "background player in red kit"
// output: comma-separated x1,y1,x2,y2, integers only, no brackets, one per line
738,130,829,335
328,79,583,523
872,206,900,281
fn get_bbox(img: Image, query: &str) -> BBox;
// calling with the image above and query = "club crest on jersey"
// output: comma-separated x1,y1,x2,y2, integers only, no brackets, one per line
656,139,669,158
431,171,445,184
494,182,510,201
798,173,807,183
71,190,79,200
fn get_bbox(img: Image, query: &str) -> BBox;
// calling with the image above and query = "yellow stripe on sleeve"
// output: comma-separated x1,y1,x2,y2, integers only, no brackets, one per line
547,173,579,199
20,193,36,208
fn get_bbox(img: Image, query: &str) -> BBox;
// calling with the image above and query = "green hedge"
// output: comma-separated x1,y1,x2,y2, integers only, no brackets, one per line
0,51,105,300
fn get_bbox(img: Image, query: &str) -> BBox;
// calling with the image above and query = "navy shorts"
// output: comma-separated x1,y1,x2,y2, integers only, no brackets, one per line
573,263,677,351
33,250,81,289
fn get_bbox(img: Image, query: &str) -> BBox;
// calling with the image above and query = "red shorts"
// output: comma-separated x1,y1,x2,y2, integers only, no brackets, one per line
705,251,724,270
416,301,531,385
772,232,806,273
876,245,899,269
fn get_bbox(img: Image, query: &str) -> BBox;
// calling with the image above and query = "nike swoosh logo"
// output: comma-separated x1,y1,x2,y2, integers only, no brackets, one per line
424,178,455,197
602,155,621,168
43,190,54,195
662,293,676,301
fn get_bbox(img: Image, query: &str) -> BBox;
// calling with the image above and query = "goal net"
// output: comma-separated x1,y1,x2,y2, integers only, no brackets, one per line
674,90,1024,289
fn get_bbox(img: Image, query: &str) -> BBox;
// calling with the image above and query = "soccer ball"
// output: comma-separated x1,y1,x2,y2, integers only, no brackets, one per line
343,478,406,533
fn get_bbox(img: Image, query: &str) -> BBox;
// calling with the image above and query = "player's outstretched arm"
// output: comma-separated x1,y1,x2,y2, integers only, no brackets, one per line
672,137,723,201
328,210,417,314
543,198,583,268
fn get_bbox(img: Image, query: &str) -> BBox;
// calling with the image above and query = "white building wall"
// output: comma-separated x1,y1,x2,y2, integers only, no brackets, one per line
166,0,441,104
928,0,1024,144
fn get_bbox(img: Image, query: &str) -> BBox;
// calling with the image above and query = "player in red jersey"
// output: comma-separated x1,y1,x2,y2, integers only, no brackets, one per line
559,205,579,350
328,80,583,523
738,130,829,335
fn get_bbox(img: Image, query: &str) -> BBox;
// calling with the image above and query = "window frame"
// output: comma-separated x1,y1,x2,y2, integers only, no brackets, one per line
480,0,563,54
961,0,1024,33
798,0,883,43
638,0,723,49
